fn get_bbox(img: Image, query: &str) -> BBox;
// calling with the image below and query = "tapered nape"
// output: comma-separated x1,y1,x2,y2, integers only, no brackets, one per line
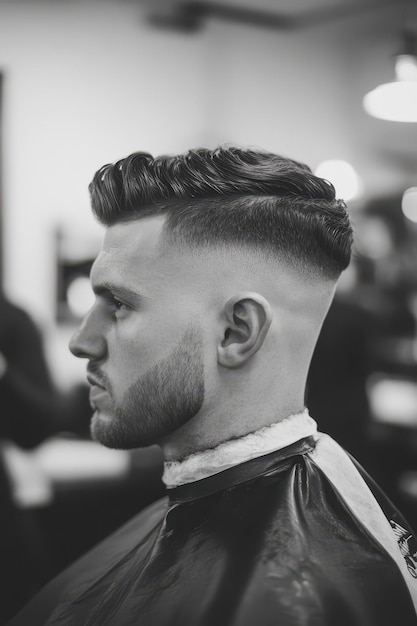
89,147,353,279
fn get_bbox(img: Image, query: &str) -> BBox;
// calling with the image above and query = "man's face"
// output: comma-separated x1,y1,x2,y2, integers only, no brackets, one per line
69,216,205,449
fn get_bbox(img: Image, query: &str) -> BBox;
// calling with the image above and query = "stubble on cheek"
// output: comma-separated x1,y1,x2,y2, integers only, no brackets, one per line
90,325,205,450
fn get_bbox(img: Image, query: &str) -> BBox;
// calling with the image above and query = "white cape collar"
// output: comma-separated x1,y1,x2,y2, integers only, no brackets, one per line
162,408,317,488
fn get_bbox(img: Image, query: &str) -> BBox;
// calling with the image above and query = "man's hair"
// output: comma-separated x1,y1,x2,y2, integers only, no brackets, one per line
89,147,353,280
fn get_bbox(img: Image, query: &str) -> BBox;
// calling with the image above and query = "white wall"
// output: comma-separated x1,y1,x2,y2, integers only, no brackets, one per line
1,1,212,320
201,20,349,163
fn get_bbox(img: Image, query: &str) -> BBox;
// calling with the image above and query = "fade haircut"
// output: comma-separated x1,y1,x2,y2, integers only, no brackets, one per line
89,147,353,280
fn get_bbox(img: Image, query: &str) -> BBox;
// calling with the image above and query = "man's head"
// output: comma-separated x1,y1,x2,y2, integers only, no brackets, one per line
70,147,353,458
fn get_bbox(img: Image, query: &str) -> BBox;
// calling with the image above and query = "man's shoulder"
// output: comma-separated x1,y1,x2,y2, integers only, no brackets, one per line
7,496,168,626
305,433,417,609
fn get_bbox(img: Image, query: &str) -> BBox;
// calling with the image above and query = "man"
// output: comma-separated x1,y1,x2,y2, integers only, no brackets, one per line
9,147,417,625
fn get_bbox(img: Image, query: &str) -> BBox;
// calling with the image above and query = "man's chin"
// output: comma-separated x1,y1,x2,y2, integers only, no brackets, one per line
90,409,123,449
90,408,159,450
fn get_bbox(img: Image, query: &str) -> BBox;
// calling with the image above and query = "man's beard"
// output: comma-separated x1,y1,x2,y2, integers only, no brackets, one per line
90,325,205,449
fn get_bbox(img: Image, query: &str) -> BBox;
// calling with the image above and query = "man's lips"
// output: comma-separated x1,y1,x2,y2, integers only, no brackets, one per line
87,374,106,389
89,384,108,398
87,375,109,408
89,385,110,409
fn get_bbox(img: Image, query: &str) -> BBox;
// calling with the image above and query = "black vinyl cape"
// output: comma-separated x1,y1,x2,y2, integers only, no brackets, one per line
8,433,417,626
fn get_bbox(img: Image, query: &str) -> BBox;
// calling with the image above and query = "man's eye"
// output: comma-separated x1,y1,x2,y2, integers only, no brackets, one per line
109,298,129,317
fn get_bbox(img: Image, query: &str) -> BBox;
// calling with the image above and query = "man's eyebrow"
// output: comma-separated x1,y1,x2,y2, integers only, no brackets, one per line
92,281,144,300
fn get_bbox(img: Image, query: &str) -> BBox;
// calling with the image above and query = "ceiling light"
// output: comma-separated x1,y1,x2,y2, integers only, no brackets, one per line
67,276,94,318
363,32,417,123
315,160,361,201
402,187,417,222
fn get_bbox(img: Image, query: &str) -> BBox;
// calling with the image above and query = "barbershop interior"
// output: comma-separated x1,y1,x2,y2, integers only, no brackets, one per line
1,0,417,621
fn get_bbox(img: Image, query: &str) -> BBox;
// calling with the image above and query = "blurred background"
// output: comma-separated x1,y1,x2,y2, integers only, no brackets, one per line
1,0,417,621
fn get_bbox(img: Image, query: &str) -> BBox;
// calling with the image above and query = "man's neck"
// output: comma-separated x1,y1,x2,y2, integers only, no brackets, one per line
162,408,316,487
160,395,306,462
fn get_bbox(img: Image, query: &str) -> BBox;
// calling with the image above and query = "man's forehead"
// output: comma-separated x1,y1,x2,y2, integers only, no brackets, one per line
102,215,167,253
90,214,170,288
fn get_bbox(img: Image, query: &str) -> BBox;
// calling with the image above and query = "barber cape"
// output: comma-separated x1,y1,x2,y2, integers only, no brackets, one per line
8,411,417,626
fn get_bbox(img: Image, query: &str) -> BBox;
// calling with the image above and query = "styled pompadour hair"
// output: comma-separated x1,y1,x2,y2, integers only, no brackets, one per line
89,147,353,280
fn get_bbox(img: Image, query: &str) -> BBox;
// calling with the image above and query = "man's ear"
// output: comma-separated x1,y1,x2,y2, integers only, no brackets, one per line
217,292,273,369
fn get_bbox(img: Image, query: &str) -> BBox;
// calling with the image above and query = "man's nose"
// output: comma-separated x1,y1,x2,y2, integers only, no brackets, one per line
69,310,107,360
